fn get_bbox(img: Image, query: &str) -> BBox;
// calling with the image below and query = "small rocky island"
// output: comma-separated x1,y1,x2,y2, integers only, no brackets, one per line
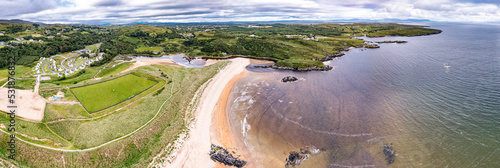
383,144,396,164
209,144,247,167
376,40,408,44
281,76,298,83
285,146,321,168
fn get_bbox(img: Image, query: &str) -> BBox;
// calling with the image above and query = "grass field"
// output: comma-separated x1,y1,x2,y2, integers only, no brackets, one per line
0,61,228,167
71,74,158,112
136,46,163,53
87,45,97,52
43,104,91,122
96,62,133,77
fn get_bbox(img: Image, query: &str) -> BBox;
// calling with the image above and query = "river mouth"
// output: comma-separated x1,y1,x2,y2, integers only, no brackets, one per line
128,54,208,68
226,23,500,167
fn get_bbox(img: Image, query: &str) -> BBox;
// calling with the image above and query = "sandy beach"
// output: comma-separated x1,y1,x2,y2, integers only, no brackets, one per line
121,58,181,73
165,58,250,168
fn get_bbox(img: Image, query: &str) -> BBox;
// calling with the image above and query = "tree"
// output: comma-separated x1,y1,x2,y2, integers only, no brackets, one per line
7,25,23,34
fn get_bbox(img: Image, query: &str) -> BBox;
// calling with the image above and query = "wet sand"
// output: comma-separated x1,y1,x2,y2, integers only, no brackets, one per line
166,58,250,168
212,69,256,168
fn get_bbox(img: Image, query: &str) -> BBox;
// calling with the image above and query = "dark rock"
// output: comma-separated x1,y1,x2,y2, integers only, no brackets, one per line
383,143,396,164
281,76,298,83
285,146,321,168
376,40,408,44
255,65,334,72
209,144,247,167
316,53,345,62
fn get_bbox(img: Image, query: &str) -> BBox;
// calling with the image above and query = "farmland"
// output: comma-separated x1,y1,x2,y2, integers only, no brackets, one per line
71,74,158,112
0,61,229,167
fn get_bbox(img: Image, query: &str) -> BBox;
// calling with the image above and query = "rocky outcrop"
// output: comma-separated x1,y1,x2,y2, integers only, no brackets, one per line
383,144,396,164
209,144,247,168
364,44,380,48
376,40,407,44
198,55,278,62
316,53,345,62
285,146,321,168
254,65,333,71
281,76,298,83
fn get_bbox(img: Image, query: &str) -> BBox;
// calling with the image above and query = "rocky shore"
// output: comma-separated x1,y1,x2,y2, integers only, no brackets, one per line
198,55,278,62
209,144,247,167
316,52,346,62
254,65,333,71
376,40,408,44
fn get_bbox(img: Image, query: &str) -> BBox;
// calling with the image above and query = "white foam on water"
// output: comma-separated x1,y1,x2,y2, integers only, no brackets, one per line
241,114,251,138
248,98,255,104
331,163,376,168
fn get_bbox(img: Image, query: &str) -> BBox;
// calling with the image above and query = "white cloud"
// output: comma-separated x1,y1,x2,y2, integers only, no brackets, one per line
1,0,499,24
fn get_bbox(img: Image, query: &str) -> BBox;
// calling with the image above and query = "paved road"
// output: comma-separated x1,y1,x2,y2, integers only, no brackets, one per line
34,75,40,93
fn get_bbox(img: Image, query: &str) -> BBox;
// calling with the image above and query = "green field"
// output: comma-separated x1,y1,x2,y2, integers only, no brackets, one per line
135,46,163,52
71,74,158,112
86,45,97,52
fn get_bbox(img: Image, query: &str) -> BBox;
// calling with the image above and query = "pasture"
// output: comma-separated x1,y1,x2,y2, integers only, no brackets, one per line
71,74,158,112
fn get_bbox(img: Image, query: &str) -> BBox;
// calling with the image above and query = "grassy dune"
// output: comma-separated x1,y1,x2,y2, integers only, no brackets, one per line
0,61,228,167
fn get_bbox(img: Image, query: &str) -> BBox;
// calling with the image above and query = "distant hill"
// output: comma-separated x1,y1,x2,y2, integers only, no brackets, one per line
0,19,45,25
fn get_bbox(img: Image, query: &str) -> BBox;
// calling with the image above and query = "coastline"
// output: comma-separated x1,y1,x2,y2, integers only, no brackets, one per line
212,69,252,168
165,58,250,168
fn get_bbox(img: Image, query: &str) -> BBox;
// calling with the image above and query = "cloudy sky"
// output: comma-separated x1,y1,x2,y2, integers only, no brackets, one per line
1,0,499,24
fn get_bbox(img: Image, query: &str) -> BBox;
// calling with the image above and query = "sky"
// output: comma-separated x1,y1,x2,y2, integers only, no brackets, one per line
1,0,499,24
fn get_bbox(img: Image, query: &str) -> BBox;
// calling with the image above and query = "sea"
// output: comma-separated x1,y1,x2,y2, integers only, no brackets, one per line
226,23,500,167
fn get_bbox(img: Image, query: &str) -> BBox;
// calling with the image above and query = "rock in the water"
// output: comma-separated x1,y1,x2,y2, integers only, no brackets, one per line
383,143,396,164
254,65,334,71
281,76,298,83
209,144,247,167
285,146,321,168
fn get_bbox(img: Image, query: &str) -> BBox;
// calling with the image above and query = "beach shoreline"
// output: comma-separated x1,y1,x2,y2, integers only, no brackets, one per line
164,58,250,168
